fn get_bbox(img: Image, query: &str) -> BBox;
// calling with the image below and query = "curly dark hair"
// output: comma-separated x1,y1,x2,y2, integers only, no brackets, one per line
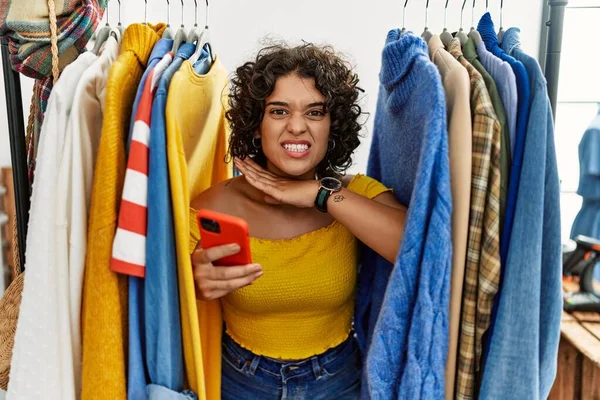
226,42,364,178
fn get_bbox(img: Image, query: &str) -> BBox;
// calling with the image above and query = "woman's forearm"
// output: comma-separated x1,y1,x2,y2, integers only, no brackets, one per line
327,188,406,263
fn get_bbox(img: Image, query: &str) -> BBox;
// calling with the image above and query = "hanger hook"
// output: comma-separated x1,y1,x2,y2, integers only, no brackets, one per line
193,0,198,27
205,0,209,29
500,0,504,27
105,0,109,26
486,0,488,12
471,0,476,28
180,0,184,27
444,0,449,29
117,0,121,25
166,0,170,26
144,0,147,24
424,0,430,29
402,0,409,30
460,0,466,29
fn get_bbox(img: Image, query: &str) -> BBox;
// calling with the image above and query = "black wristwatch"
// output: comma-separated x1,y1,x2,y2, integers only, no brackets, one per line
315,177,343,213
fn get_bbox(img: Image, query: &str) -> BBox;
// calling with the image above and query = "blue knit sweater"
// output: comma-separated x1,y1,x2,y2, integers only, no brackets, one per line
358,30,452,399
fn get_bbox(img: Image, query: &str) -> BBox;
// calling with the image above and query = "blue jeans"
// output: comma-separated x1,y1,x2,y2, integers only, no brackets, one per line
221,333,361,399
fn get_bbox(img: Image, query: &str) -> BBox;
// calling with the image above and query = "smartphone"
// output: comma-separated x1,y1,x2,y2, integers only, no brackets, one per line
197,209,252,266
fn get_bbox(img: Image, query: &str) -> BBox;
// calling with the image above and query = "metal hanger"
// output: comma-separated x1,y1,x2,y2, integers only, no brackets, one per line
470,0,476,32
116,0,124,36
401,0,409,32
188,0,214,65
143,0,148,24
421,0,433,43
91,0,112,54
163,0,174,39
456,0,469,45
171,0,188,52
497,0,505,43
109,0,122,42
187,0,203,46
467,0,483,44
440,0,453,47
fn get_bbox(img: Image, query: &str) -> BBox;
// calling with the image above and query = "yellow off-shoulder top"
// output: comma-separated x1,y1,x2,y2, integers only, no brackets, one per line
190,174,391,360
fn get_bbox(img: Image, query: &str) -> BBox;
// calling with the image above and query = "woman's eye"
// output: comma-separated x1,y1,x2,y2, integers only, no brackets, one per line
308,110,325,117
270,109,287,116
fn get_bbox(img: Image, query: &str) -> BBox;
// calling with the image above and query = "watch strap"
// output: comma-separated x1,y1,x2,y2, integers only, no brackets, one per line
315,187,331,213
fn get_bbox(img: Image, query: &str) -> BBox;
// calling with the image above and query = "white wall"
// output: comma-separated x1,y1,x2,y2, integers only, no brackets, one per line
0,0,544,175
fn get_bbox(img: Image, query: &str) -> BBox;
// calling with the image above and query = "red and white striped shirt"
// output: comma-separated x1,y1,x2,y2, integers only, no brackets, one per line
110,52,174,277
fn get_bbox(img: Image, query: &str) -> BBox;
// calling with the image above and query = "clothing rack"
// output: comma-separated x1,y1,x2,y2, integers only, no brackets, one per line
0,1,571,269
544,0,568,118
2,37,28,268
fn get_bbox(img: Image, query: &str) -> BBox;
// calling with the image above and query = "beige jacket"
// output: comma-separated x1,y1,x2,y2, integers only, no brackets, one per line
428,34,472,400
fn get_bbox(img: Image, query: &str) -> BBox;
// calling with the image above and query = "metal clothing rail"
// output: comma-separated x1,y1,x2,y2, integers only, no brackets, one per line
544,0,569,118
1,1,570,270
1,37,28,268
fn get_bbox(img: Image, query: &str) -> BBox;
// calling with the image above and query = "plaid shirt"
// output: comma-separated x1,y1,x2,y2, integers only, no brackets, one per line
448,38,502,400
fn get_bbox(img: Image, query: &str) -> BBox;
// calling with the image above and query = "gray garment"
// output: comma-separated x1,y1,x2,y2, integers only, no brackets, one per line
476,39,518,157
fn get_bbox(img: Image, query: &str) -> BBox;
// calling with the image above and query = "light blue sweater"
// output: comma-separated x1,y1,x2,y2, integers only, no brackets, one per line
358,30,452,399
479,28,562,400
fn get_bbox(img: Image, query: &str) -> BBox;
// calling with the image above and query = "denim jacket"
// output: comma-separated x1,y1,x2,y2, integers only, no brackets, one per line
479,27,562,400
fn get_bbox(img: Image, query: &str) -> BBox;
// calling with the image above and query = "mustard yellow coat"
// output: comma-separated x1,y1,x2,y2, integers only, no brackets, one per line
81,23,165,400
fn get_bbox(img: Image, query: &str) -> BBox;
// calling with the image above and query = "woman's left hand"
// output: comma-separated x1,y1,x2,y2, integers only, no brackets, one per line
234,157,319,208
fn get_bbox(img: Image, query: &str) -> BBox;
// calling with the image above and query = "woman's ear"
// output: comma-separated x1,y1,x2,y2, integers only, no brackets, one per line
252,135,262,149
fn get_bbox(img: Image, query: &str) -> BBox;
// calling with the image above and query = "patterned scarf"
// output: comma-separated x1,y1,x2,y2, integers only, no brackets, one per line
1,0,106,182
1,0,107,79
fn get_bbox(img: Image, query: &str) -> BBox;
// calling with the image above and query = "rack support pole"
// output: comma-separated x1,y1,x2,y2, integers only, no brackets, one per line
2,37,29,268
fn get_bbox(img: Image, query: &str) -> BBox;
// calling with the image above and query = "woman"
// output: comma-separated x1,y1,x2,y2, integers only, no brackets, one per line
191,43,407,399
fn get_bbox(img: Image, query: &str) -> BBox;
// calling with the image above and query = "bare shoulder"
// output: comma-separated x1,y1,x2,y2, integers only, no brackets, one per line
190,176,246,214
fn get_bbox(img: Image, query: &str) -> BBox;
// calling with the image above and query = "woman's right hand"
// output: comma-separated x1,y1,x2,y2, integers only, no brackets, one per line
192,242,263,300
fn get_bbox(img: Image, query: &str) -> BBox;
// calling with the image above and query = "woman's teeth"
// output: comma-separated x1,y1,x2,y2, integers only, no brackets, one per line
283,144,309,152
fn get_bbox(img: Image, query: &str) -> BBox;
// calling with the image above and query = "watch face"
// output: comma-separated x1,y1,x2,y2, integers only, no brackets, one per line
321,177,343,191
